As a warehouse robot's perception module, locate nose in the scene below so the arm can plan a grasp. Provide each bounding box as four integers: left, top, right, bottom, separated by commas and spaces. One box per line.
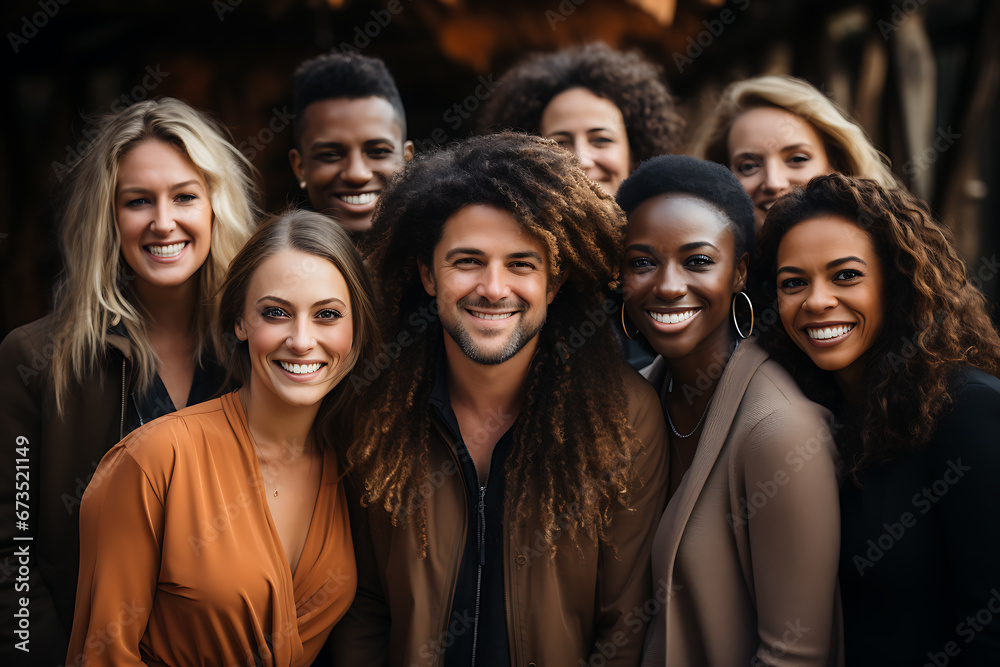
340, 151, 374, 185
476, 262, 511, 303
652, 262, 687, 302
802, 282, 838, 313
286, 317, 316, 354
572, 137, 596, 170
762, 160, 790, 194
150, 200, 176, 235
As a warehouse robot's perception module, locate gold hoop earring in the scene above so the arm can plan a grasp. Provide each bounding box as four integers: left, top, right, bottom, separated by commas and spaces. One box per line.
731, 291, 754, 339
621, 304, 637, 340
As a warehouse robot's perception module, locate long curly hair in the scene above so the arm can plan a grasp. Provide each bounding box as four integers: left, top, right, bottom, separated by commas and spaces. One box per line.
351, 132, 641, 554
477, 42, 685, 162
752, 174, 1000, 483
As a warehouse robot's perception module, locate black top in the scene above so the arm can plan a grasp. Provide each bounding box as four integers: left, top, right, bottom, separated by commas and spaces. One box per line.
428, 351, 513, 667
839, 367, 1000, 666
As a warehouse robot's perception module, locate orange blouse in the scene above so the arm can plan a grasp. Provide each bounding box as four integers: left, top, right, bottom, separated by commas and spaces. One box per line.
66, 391, 356, 667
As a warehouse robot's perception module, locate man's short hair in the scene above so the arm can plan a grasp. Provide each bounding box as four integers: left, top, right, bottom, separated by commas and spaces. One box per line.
291, 51, 407, 147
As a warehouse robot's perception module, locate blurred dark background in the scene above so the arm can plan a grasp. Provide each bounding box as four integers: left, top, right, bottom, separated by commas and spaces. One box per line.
2, 0, 998, 335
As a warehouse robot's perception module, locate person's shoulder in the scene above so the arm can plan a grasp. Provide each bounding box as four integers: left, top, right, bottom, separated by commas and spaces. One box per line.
0, 314, 58, 356
120, 396, 229, 462
621, 361, 660, 410
951, 366, 1000, 399
746, 356, 831, 420
933, 367, 1000, 438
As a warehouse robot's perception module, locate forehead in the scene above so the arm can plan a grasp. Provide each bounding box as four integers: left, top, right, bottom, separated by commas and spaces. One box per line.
117, 139, 202, 185
540, 87, 626, 132
300, 96, 403, 145
247, 248, 350, 301
777, 215, 877, 262
435, 204, 549, 259
728, 106, 825, 153
627, 194, 734, 250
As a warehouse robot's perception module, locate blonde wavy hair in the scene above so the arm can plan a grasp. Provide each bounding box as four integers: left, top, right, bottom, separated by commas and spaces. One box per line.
692, 75, 899, 189
50, 97, 260, 413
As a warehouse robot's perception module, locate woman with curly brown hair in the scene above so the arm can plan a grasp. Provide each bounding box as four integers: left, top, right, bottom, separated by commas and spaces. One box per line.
478, 42, 685, 197
753, 173, 1000, 666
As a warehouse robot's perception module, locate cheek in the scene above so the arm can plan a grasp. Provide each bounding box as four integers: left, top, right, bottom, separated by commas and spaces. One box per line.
776, 295, 798, 334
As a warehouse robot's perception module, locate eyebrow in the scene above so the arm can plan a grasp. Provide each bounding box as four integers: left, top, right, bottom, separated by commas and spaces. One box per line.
777, 256, 868, 274
443, 248, 544, 263
733, 143, 814, 159
118, 180, 202, 195
309, 139, 395, 150
256, 295, 347, 308
626, 241, 719, 254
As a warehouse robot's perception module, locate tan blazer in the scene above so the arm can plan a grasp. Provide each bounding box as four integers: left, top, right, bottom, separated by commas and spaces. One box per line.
640, 340, 843, 667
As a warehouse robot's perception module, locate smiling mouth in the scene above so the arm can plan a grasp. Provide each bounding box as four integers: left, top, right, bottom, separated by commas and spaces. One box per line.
468, 310, 515, 321
805, 324, 855, 340
648, 309, 699, 324
146, 242, 187, 258
336, 192, 378, 206
277, 361, 326, 375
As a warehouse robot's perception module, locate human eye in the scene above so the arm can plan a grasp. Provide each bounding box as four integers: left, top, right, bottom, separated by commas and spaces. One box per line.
627, 256, 655, 272
788, 153, 812, 166
685, 254, 715, 268
590, 136, 614, 147
733, 159, 760, 176
779, 277, 807, 291
316, 150, 343, 162
125, 197, 150, 207
260, 306, 288, 320
316, 308, 344, 320
834, 268, 864, 282
367, 146, 393, 158
176, 193, 198, 203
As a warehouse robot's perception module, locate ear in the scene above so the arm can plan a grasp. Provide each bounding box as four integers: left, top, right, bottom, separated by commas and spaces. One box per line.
417, 259, 436, 297
403, 140, 415, 162
288, 148, 304, 183
235, 318, 248, 342
547, 268, 569, 304
733, 252, 749, 293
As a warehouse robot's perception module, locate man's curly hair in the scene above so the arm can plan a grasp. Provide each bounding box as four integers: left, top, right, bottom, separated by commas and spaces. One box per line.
752, 174, 1000, 484
477, 43, 685, 162
350, 132, 641, 555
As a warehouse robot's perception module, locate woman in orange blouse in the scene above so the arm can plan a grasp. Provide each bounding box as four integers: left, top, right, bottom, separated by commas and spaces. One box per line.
67, 209, 378, 667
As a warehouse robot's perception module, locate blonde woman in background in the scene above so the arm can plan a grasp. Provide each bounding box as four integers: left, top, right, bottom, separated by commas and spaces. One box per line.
693, 75, 899, 230
0, 97, 259, 665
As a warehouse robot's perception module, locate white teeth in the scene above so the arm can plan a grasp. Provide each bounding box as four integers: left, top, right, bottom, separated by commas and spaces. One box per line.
806, 324, 854, 340
470, 311, 514, 321
649, 309, 698, 324
147, 242, 186, 257
279, 361, 322, 374
338, 192, 377, 205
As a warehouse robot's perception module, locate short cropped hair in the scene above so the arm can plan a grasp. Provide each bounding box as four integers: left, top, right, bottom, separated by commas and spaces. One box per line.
616, 154, 755, 261
292, 51, 407, 146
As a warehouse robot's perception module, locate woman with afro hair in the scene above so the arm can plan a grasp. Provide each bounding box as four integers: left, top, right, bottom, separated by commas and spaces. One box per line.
478, 42, 685, 198
753, 173, 1000, 666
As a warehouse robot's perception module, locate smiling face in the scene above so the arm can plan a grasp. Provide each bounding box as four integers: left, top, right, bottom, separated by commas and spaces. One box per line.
540, 87, 633, 197
235, 248, 354, 409
622, 194, 747, 362
727, 106, 833, 231
115, 139, 213, 294
419, 204, 560, 366
289, 96, 414, 233
776, 215, 886, 391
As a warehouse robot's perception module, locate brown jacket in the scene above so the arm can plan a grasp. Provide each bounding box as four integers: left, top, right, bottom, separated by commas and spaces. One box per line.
0, 315, 134, 665
639, 340, 843, 666
330, 365, 669, 667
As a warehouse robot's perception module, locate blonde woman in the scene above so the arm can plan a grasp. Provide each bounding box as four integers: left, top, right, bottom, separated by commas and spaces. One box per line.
0, 98, 258, 665
692, 75, 899, 230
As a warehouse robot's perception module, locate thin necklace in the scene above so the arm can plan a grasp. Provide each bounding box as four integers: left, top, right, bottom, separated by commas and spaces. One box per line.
664, 376, 713, 439
239, 389, 281, 498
